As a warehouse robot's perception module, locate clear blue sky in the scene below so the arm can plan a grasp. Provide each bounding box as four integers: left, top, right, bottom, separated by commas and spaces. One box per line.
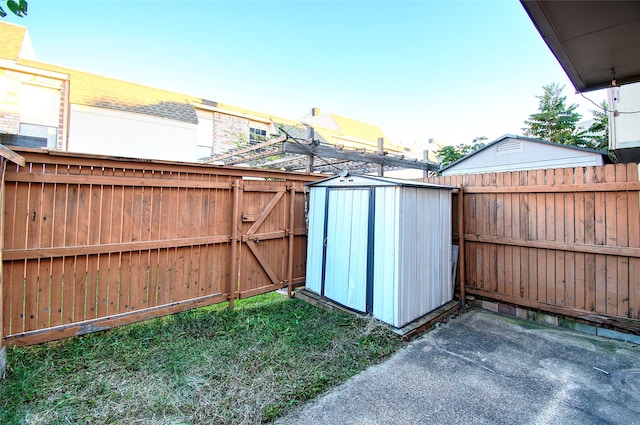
3, 0, 607, 149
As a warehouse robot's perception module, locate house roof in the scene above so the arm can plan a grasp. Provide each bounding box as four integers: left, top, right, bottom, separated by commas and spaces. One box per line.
1, 22, 399, 153
0, 22, 27, 61
438, 134, 607, 173
301, 113, 408, 155
520, 1, 640, 92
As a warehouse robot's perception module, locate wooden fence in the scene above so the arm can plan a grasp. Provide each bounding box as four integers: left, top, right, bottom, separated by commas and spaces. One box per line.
1, 148, 322, 347
423, 163, 640, 332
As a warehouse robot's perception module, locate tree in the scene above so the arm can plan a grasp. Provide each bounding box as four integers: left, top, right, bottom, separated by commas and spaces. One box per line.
436, 136, 487, 168
0, 0, 27, 18
523, 83, 587, 147
586, 100, 609, 151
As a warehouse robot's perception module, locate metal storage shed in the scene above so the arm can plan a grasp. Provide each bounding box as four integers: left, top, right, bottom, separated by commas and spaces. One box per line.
305, 173, 455, 328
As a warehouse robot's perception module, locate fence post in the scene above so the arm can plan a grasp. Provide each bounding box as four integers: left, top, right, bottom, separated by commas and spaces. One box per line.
287, 185, 296, 297
377, 137, 384, 177
457, 184, 466, 305
0, 145, 25, 376
229, 178, 241, 310
0, 158, 5, 377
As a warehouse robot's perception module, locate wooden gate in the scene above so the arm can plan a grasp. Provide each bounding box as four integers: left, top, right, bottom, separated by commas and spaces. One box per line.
236, 181, 307, 301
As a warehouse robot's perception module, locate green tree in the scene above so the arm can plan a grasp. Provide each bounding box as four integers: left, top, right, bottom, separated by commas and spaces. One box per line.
436, 136, 487, 168
586, 100, 609, 151
0, 0, 27, 18
523, 83, 588, 147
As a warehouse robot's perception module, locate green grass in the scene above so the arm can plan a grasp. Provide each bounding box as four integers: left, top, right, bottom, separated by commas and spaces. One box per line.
0, 292, 406, 424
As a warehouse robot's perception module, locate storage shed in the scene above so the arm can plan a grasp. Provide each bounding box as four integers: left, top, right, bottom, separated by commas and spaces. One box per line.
305, 173, 455, 328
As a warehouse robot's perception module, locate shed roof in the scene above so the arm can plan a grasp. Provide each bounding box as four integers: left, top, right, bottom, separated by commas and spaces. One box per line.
438, 134, 607, 173
307, 173, 455, 189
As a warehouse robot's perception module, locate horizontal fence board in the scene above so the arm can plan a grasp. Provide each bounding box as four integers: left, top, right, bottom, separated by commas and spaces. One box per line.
5, 172, 234, 189
464, 234, 640, 258
3, 235, 233, 260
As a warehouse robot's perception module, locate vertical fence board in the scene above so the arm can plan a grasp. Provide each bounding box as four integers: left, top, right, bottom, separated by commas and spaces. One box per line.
628, 164, 640, 319
563, 168, 576, 308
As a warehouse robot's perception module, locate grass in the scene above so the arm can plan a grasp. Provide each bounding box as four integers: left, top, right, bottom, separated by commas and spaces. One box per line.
0, 292, 406, 424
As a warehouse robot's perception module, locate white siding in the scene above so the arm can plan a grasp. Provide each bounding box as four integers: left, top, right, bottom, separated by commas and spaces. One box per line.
372, 186, 400, 325
610, 82, 640, 150
323, 189, 369, 312
68, 104, 198, 162
305, 187, 327, 294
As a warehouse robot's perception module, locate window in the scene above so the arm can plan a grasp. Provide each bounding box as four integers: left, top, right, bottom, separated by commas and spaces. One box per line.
19, 123, 57, 148
249, 127, 267, 145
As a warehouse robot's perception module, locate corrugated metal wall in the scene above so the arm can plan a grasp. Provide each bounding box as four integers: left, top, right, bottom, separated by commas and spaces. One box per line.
305, 187, 326, 294
396, 188, 452, 327
306, 178, 454, 328
324, 189, 369, 312
372, 186, 399, 325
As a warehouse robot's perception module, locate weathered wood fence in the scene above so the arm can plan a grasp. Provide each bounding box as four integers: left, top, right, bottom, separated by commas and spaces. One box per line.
2, 146, 639, 349
424, 164, 640, 332
1, 148, 321, 347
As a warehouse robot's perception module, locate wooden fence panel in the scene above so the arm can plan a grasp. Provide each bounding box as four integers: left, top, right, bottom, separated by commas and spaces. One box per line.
423, 163, 640, 330
2, 149, 321, 346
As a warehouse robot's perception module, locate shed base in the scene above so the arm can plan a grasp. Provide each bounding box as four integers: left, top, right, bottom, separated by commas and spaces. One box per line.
293, 288, 460, 340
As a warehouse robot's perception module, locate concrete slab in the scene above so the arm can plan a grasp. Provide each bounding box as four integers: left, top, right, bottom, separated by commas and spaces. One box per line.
276, 308, 640, 425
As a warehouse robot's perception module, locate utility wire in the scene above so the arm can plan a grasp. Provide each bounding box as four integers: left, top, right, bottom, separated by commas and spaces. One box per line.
578, 91, 640, 114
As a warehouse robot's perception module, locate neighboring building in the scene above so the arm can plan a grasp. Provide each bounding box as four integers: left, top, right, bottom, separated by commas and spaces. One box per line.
0, 22, 404, 165
440, 135, 606, 176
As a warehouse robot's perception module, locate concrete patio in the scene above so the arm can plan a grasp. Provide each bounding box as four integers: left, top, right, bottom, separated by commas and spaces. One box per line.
276, 308, 640, 425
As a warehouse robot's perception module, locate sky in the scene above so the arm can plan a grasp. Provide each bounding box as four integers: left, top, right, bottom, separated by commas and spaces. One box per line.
3, 0, 608, 150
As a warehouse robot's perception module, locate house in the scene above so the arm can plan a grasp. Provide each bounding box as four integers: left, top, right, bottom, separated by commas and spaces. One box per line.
0, 22, 407, 166
439, 135, 606, 176
521, 1, 640, 163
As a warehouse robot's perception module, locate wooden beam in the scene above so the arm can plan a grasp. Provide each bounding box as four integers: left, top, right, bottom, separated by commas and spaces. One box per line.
3, 293, 229, 346
0, 144, 25, 167
11, 147, 325, 182
464, 234, 640, 258
283, 142, 438, 171
3, 234, 233, 261
6, 172, 234, 189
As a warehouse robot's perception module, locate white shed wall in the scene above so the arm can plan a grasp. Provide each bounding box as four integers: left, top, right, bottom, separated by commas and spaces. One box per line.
395, 188, 452, 327
372, 186, 400, 325
68, 104, 198, 162
442, 139, 604, 175
305, 187, 327, 294
323, 189, 369, 312
305, 176, 453, 327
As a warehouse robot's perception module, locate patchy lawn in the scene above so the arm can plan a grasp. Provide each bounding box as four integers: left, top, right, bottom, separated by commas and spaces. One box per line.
1, 292, 405, 424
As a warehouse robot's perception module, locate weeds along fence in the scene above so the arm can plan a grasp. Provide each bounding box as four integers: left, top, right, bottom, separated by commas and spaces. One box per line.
1, 147, 323, 347
423, 164, 640, 333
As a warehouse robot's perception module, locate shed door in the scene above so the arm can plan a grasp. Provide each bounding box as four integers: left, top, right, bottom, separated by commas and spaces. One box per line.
323, 188, 369, 313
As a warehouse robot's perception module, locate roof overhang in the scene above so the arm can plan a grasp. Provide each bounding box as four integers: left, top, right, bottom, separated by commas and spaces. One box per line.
520, 1, 640, 92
